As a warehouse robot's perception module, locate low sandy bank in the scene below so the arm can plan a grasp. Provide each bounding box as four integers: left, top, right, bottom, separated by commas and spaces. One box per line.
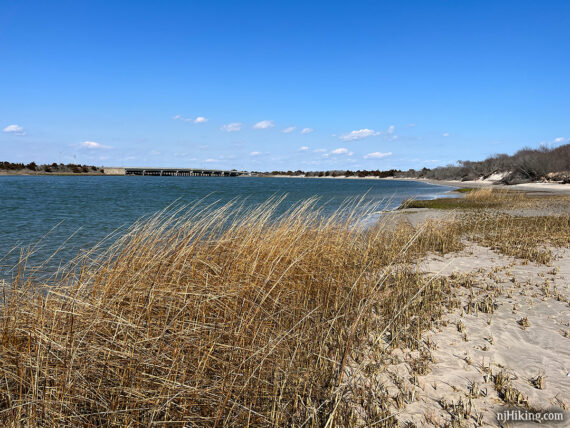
390, 176, 570, 195
394, 244, 570, 426
347, 203, 570, 426
265, 174, 570, 196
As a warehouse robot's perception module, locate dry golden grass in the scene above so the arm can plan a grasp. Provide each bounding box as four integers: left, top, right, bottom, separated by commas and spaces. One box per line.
0, 199, 463, 427
463, 187, 570, 212
402, 187, 570, 212
404, 188, 570, 264
460, 213, 570, 264
1, 193, 568, 426
463, 187, 519, 202
401, 188, 527, 210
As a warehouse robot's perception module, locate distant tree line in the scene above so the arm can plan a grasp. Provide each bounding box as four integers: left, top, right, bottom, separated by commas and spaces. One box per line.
264, 143, 570, 184
267, 169, 402, 178
411, 143, 570, 183
4, 142, 569, 183
0, 161, 103, 174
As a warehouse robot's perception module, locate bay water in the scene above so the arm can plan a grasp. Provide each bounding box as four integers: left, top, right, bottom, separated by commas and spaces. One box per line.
0, 176, 455, 275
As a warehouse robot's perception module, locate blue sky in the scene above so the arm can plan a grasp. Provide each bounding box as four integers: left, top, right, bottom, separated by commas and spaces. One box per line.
1, 0, 568, 171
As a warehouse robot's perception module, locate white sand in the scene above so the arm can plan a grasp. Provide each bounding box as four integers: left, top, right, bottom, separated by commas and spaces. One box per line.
401, 177, 570, 195
344, 243, 570, 427
511, 182, 570, 193
405, 244, 570, 426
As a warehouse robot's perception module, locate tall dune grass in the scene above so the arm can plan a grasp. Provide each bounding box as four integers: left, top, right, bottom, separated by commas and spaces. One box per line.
0, 198, 463, 427
2, 193, 569, 425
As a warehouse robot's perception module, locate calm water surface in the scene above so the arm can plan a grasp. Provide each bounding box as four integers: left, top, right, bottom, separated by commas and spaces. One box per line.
0, 176, 455, 273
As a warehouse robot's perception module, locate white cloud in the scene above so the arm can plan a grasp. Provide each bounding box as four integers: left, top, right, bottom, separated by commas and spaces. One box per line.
339, 129, 380, 141
364, 151, 392, 159
331, 147, 348, 154
301, 127, 314, 134
3, 124, 26, 135
299, 146, 309, 151
282, 126, 296, 133
387, 125, 395, 134
253, 120, 275, 129
313, 148, 326, 153
80, 141, 111, 149
250, 151, 261, 156
173, 115, 208, 124
221, 122, 242, 132
554, 137, 565, 143
205, 158, 216, 163
442, 132, 450, 137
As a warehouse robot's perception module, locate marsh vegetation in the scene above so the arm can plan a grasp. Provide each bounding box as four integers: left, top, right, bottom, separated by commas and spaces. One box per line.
0, 190, 568, 426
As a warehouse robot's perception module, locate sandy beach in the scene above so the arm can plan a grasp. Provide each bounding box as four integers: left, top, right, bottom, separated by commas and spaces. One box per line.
347, 242, 570, 426
391, 176, 570, 196
341, 188, 570, 426
269, 174, 570, 197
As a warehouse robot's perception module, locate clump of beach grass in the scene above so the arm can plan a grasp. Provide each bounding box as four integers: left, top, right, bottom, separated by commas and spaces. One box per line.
0, 197, 465, 427
493, 371, 528, 407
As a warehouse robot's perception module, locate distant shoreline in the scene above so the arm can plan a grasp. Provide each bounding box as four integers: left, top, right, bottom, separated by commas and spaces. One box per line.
3, 170, 570, 195
263, 174, 570, 194
390, 176, 570, 195
0, 171, 108, 176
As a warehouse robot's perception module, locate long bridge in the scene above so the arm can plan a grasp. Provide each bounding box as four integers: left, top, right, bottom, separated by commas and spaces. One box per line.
104, 167, 248, 177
